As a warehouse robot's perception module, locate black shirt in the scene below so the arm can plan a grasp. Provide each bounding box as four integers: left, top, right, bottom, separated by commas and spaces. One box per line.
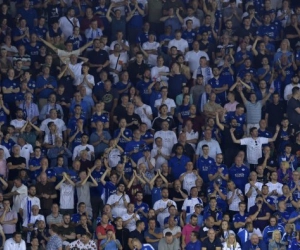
127, 61, 149, 86
202, 237, 222, 250
75, 224, 94, 236
257, 156, 278, 176
116, 228, 130, 250
123, 113, 142, 131
172, 143, 194, 162
284, 25, 299, 48
96, 89, 119, 112
168, 188, 188, 212
287, 97, 300, 125
129, 229, 145, 243
7, 156, 26, 181
265, 101, 286, 129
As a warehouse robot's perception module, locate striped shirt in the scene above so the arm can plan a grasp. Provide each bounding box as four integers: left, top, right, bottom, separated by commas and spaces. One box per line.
245, 101, 262, 124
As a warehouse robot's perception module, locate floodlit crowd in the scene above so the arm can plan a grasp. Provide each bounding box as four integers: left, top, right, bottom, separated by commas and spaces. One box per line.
0, 0, 300, 249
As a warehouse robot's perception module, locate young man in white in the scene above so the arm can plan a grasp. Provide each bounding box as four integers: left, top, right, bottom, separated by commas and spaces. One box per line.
106, 182, 130, 218
184, 41, 209, 74
245, 171, 263, 211
121, 203, 140, 232
72, 134, 95, 161
266, 171, 283, 203
134, 95, 153, 130
74, 63, 95, 97
55, 173, 75, 214
168, 30, 189, 55
153, 121, 177, 154
142, 33, 160, 66
109, 43, 128, 83
181, 186, 203, 221
154, 87, 176, 116
179, 162, 202, 195
153, 187, 177, 228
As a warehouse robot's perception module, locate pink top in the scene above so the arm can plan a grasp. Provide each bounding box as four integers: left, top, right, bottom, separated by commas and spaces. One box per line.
224, 101, 239, 112
182, 224, 200, 244
0, 159, 7, 179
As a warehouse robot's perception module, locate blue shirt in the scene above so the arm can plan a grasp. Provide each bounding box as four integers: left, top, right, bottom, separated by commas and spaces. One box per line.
125, 3, 144, 28
256, 24, 278, 40
141, 244, 155, 250
66, 35, 84, 50
33, 25, 47, 39
229, 165, 250, 192
2, 78, 20, 103
196, 156, 215, 183
226, 112, 246, 133
26, 42, 41, 63
262, 224, 285, 244
17, 8, 38, 29
233, 212, 248, 224
168, 155, 191, 179
125, 140, 146, 163
208, 77, 227, 104
137, 80, 152, 105
34, 168, 56, 179
151, 187, 162, 205
186, 240, 202, 250
53, 166, 69, 183
288, 238, 300, 250
288, 210, 300, 230
208, 164, 228, 188
36, 75, 57, 99
113, 129, 132, 150
182, 30, 196, 50
90, 168, 105, 196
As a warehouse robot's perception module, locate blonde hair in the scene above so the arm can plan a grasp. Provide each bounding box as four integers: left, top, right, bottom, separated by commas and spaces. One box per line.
281, 161, 289, 169
272, 230, 282, 240
226, 233, 237, 248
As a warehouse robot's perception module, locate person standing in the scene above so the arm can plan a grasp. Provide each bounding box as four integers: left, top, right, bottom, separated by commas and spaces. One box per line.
46, 224, 63, 250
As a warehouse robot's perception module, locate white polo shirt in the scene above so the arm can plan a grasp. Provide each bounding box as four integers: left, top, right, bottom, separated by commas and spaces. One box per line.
185, 50, 209, 73
240, 137, 269, 164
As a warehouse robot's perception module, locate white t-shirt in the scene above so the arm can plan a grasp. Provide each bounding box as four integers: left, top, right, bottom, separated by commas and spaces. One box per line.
195, 139, 222, 160
142, 41, 160, 66
154, 130, 177, 154
10, 119, 26, 129
185, 50, 209, 73
4, 238, 26, 250
12, 184, 28, 213
150, 66, 169, 82
110, 40, 129, 58
121, 213, 140, 232
240, 137, 269, 164
154, 98, 176, 113
68, 62, 84, 79
244, 182, 263, 211
184, 130, 199, 150
227, 188, 243, 212
163, 226, 181, 236
168, 38, 189, 54
20, 143, 33, 168
57, 49, 80, 64
137, 156, 155, 171
107, 193, 130, 218
20, 196, 41, 221
108, 148, 122, 168
74, 74, 95, 96
135, 104, 153, 129
72, 144, 94, 161
180, 172, 198, 195
59, 16, 80, 40
40, 118, 67, 135
150, 147, 169, 170
182, 197, 203, 216
109, 53, 128, 72
153, 199, 177, 228
59, 183, 75, 209
0, 145, 10, 159
266, 182, 283, 202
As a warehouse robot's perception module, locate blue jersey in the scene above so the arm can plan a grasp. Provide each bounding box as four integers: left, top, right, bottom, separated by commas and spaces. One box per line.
69, 130, 83, 151
102, 181, 117, 203
208, 77, 227, 104
207, 186, 227, 212
137, 80, 152, 105
36, 76, 57, 99
177, 104, 190, 124
151, 187, 162, 205
288, 238, 300, 250
276, 210, 290, 225
113, 129, 132, 150
136, 32, 149, 44
257, 67, 272, 83
233, 212, 248, 224
196, 156, 215, 184
34, 168, 56, 179
226, 112, 246, 133
182, 30, 196, 50
278, 153, 297, 171
125, 140, 146, 163
26, 42, 41, 63
67, 116, 86, 132
134, 202, 149, 221
256, 24, 278, 40
229, 165, 250, 192
125, 3, 144, 28
208, 164, 228, 188
169, 155, 191, 179
93, 81, 105, 94
203, 208, 223, 222
2, 78, 20, 103
91, 113, 109, 127
53, 167, 68, 183
90, 168, 105, 196
158, 34, 174, 54
33, 26, 47, 39
140, 130, 153, 149
219, 67, 234, 88
198, 25, 216, 44
258, 129, 272, 147
262, 225, 285, 244
17, 8, 38, 29
1, 139, 15, 152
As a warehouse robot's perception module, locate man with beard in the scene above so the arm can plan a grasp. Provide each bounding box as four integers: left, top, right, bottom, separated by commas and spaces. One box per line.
128, 52, 149, 86
136, 69, 154, 105
181, 215, 200, 249
58, 214, 76, 245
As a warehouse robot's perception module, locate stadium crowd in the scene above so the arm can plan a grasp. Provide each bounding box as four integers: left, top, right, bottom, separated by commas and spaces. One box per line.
0, 0, 299, 249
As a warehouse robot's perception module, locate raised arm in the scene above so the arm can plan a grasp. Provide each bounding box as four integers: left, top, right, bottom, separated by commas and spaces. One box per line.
268, 125, 280, 142
215, 111, 224, 131
230, 128, 241, 144
39, 37, 58, 53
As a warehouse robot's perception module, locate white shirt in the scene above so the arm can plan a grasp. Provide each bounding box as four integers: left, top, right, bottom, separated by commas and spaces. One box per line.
121, 213, 140, 232
20, 143, 33, 168
72, 144, 94, 161
154, 130, 177, 154
244, 181, 263, 211
107, 193, 130, 218
240, 137, 269, 164
192, 66, 213, 85
0, 145, 10, 159
150, 65, 169, 82
135, 104, 153, 129
184, 130, 199, 150
142, 41, 160, 66
108, 148, 122, 168
185, 50, 209, 73
284, 83, 300, 100
182, 197, 203, 216
195, 139, 222, 160
109, 53, 128, 73
266, 181, 283, 202
110, 40, 129, 57
59, 183, 75, 209
74, 74, 95, 96
154, 98, 176, 113
153, 199, 177, 228
227, 188, 243, 212
68, 62, 84, 80
137, 156, 155, 171
4, 238, 26, 250
10, 119, 26, 129
20, 196, 41, 221
59, 16, 80, 40
163, 226, 181, 236
180, 172, 198, 195
12, 184, 28, 213
22, 213, 45, 242
57, 49, 80, 64
168, 38, 189, 54
182, 16, 200, 29
151, 147, 169, 170
40, 118, 67, 135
